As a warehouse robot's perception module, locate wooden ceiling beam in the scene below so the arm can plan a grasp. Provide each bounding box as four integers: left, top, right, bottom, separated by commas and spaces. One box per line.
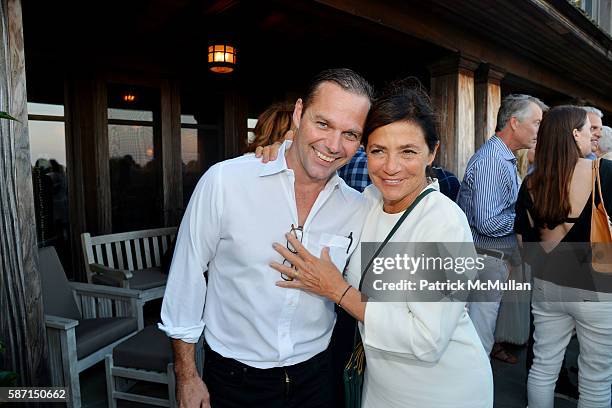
315, 0, 612, 111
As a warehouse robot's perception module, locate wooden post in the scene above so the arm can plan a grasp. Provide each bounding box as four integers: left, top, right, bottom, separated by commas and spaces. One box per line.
429, 54, 479, 179
223, 86, 248, 159
64, 75, 111, 281
0, 0, 49, 386
475, 64, 505, 149
161, 79, 183, 226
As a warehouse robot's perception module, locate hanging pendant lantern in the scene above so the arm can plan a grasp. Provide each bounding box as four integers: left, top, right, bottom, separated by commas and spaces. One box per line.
208, 43, 237, 74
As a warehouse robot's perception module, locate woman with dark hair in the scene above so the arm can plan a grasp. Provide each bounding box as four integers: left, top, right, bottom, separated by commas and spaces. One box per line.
515, 105, 612, 407
269, 81, 493, 407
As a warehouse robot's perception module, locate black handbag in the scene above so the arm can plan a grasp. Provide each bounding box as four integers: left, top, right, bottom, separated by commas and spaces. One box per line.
343, 188, 434, 408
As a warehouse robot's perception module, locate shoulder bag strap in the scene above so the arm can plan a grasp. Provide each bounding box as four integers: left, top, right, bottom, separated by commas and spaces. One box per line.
358, 187, 435, 291
595, 158, 606, 209
592, 159, 598, 209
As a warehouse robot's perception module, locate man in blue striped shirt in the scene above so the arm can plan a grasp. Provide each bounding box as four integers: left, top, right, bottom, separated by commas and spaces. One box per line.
457, 94, 548, 357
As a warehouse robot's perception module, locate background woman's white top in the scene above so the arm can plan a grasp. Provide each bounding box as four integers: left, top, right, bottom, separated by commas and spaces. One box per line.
346, 184, 494, 408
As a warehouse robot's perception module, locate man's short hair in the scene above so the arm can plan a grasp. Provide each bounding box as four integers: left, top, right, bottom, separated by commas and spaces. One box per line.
302, 68, 374, 113
580, 106, 604, 118
600, 126, 612, 153
495, 94, 549, 132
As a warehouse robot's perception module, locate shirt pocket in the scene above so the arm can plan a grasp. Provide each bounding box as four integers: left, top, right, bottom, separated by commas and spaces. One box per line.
319, 233, 352, 272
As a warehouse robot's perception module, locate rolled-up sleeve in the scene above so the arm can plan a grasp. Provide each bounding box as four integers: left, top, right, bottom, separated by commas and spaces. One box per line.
158, 163, 223, 343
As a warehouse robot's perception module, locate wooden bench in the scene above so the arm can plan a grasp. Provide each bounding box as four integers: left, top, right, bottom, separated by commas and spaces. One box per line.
81, 227, 177, 304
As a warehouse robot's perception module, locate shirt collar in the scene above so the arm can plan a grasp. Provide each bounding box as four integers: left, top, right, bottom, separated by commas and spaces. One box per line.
258, 140, 292, 177
490, 135, 517, 163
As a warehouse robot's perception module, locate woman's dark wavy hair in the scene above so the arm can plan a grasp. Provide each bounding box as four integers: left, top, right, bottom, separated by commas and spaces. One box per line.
363, 78, 439, 154
526, 105, 587, 228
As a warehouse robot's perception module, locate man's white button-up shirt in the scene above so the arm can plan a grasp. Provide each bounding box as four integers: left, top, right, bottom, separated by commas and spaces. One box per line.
159, 141, 368, 368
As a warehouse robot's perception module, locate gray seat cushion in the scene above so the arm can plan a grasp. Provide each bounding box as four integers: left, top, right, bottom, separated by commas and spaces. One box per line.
39, 247, 82, 320
113, 325, 172, 372
75, 317, 138, 359
93, 267, 166, 290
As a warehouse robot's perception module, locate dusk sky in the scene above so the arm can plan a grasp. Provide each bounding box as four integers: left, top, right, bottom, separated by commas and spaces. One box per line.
27, 103, 204, 168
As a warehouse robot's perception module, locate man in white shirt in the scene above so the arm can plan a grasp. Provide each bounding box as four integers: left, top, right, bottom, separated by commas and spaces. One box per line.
159, 68, 372, 408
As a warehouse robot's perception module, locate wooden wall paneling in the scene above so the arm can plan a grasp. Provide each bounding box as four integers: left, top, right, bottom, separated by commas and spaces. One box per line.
487, 84, 501, 138
475, 65, 505, 149
429, 55, 478, 178
457, 71, 475, 180
430, 74, 456, 175
160, 79, 183, 227
0, 0, 49, 386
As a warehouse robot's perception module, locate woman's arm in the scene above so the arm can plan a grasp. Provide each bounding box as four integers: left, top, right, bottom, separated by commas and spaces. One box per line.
254, 130, 294, 162
362, 301, 466, 363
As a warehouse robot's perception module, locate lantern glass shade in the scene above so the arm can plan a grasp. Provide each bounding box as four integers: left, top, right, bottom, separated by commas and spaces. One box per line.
208, 43, 237, 73
122, 92, 136, 102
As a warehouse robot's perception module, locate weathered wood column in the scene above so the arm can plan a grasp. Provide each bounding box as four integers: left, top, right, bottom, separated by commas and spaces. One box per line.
475, 64, 505, 149
223, 85, 248, 159
428, 55, 479, 179
0, 0, 49, 386
64, 75, 111, 281
161, 79, 183, 226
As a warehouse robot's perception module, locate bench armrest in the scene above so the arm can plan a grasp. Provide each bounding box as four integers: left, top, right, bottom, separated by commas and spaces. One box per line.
90, 263, 133, 282
45, 315, 79, 330
69, 282, 143, 300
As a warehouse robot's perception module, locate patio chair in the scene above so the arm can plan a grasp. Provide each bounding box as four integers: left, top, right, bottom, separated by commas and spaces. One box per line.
81, 227, 177, 304
40, 246, 144, 408
105, 325, 204, 408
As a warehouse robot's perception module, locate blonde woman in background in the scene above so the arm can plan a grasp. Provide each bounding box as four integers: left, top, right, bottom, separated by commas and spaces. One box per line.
245, 101, 295, 153
516, 146, 536, 179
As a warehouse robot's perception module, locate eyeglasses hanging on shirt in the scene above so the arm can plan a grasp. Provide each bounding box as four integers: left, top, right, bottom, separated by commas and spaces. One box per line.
280, 225, 354, 281
281, 224, 303, 281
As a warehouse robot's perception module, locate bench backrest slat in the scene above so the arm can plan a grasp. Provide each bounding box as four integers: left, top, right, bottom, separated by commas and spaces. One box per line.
81, 227, 178, 283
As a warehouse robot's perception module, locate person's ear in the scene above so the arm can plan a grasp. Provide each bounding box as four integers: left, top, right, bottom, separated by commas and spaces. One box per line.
428, 142, 440, 166
510, 116, 519, 131
292, 99, 303, 131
